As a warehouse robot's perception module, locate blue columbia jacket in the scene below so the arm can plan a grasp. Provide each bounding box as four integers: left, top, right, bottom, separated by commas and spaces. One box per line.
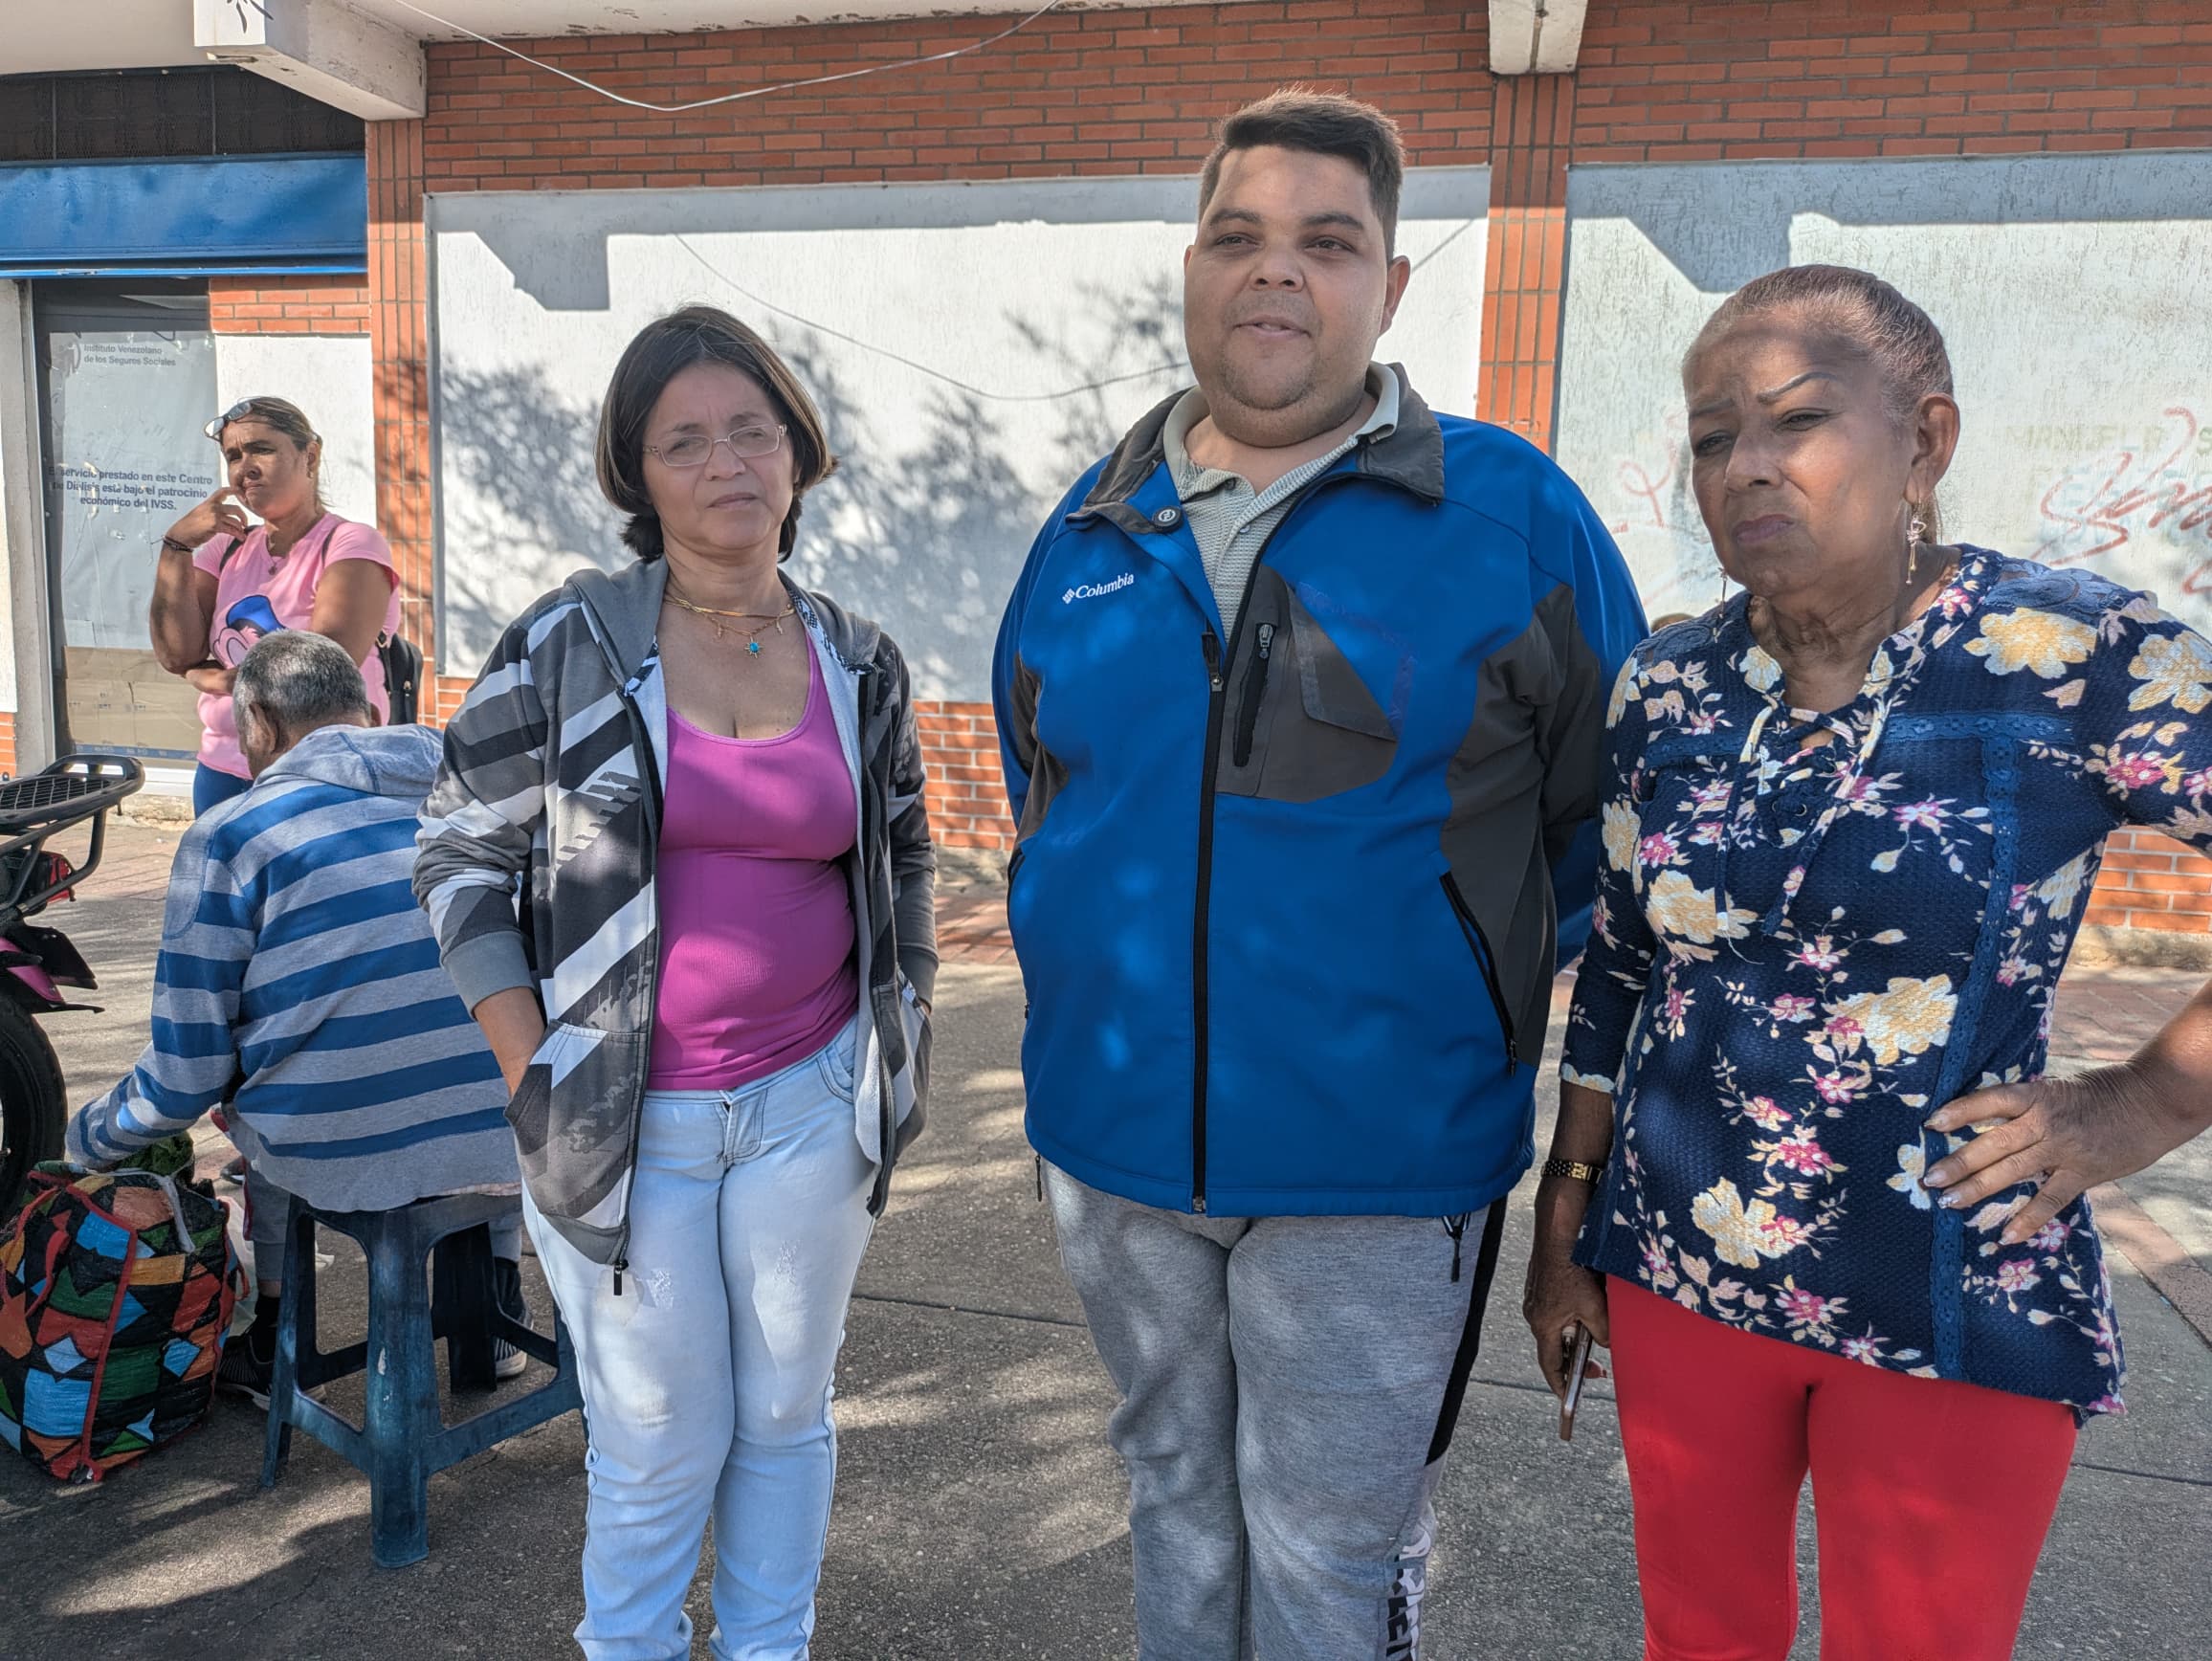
993, 367, 1648, 1218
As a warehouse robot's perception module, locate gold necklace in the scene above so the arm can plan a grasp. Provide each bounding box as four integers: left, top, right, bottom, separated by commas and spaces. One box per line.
666, 585, 793, 658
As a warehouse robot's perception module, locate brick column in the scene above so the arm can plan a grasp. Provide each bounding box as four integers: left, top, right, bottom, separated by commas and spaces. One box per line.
367, 121, 438, 691
1477, 72, 1576, 452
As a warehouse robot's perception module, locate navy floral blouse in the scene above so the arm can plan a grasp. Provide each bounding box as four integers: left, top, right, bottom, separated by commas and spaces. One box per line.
1563, 546, 2212, 1415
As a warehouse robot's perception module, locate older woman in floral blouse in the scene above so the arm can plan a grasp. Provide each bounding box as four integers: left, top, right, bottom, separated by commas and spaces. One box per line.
1524, 264, 2212, 1661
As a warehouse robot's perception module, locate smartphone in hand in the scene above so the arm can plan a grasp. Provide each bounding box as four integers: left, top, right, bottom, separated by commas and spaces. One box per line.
1558, 1322, 1598, 1442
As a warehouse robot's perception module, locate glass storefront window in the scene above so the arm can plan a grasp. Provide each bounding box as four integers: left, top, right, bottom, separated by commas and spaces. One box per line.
39, 293, 218, 759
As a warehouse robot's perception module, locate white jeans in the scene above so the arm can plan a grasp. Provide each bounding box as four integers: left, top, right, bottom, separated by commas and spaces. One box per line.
523, 1017, 874, 1661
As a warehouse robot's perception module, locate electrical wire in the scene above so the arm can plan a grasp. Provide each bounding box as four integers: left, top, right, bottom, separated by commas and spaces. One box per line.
383, 0, 1072, 115
673, 236, 1188, 404
666, 216, 1480, 404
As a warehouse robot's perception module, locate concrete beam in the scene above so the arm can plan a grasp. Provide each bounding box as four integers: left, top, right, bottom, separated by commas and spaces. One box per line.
1488, 0, 1590, 76
193, 0, 427, 122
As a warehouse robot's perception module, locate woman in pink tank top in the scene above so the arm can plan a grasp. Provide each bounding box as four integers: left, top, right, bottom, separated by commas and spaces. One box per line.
150, 396, 401, 816
440, 306, 936, 1659
649, 652, 859, 1093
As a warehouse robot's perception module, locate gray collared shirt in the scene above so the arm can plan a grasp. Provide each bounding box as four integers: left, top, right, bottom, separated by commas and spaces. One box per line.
1162, 364, 1400, 637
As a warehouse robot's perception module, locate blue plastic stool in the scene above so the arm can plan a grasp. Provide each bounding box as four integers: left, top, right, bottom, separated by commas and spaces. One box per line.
259, 1191, 583, 1567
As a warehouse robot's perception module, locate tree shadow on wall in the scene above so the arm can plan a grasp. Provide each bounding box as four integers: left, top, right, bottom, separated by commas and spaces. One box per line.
1006, 273, 1186, 481
775, 274, 1184, 698
436, 362, 622, 675
434, 276, 1186, 695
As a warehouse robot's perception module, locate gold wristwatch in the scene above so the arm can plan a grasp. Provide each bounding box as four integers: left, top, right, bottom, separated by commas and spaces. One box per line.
1540, 1158, 1606, 1184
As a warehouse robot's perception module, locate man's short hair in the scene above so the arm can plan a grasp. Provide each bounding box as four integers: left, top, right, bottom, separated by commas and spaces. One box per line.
1196, 89, 1406, 254
234, 631, 370, 743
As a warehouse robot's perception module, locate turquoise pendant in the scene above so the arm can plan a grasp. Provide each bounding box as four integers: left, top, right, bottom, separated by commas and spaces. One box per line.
746, 639, 763, 656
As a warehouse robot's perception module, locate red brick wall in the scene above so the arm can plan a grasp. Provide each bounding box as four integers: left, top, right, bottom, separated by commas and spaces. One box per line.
917, 702, 1009, 851
2087, 828, 2212, 937
209, 274, 372, 335
419, 0, 1493, 188
431, 675, 476, 724
1575, 0, 2212, 162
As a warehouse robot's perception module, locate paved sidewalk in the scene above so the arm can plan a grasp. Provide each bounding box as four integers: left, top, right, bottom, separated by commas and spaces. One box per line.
2, 825, 2205, 1659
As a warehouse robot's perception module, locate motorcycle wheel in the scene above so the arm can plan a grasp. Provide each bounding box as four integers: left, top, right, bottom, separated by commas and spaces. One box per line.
0, 988, 67, 1219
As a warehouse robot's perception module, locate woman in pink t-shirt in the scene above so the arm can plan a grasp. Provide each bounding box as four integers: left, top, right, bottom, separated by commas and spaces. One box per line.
150, 396, 402, 814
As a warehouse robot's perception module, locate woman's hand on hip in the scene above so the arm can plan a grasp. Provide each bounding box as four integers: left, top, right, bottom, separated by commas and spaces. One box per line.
1928, 979, 2212, 1247
183, 664, 235, 698
1524, 1173, 1611, 1401
1926, 1059, 2208, 1246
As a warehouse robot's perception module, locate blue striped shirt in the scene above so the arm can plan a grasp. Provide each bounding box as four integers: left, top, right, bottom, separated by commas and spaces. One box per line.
69, 725, 517, 1210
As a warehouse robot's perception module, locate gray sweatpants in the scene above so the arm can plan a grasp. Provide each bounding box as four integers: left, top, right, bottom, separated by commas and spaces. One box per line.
1046, 1164, 1504, 1661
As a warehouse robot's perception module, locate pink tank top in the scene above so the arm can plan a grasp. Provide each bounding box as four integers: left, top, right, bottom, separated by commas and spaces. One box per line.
647, 650, 859, 1092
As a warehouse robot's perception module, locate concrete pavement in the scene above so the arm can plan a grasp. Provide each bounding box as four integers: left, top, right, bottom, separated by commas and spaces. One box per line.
1, 825, 2206, 1658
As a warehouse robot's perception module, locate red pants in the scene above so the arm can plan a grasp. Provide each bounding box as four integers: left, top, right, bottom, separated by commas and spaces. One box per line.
1607, 1278, 2076, 1661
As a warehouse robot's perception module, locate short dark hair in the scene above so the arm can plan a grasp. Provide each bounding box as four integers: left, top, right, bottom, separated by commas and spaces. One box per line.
1197, 89, 1406, 253
594, 305, 837, 563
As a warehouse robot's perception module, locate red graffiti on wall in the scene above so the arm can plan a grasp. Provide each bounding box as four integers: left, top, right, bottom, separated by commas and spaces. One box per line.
2034, 406, 2212, 598
1606, 413, 1694, 540
1616, 451, 1679, 533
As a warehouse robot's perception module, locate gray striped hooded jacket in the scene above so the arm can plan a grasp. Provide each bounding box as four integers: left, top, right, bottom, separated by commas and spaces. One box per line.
412, 558, 937, 1273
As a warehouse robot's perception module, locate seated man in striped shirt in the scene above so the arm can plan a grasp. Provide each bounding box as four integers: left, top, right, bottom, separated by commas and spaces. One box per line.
68, 630, 524, 1404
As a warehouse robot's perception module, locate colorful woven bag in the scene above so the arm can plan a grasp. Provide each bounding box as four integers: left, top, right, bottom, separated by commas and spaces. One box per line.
0, 1159, 238, 1481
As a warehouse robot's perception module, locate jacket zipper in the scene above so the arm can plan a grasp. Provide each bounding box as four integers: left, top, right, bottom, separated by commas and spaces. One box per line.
1192, 627, 1227, 1213
607, 672, 666, 1296
1185, 473, 1354, 1214
1230, 621, 1276, 769
855, 663, 898, 1219
1440, 872, 1520, 1072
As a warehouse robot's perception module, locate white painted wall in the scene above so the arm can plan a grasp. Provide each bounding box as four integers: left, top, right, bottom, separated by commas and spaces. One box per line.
1555, 154, 2212, 631
430, 170, 1490, 697
214, 333, 377, 528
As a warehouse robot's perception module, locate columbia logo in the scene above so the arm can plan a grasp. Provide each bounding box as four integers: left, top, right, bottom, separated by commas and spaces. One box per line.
1063, 573, 1137, 605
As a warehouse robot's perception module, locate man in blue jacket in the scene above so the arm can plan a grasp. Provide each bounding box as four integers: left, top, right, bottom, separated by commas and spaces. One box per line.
992, 90, 1646, 1658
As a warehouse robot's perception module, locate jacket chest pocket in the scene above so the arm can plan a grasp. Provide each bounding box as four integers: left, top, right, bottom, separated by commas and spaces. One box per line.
1217, 573, 1403, 804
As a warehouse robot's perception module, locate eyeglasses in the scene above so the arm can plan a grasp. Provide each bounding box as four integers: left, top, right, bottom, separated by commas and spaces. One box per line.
205, 398, 263, 440
645, 423, 787, 470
